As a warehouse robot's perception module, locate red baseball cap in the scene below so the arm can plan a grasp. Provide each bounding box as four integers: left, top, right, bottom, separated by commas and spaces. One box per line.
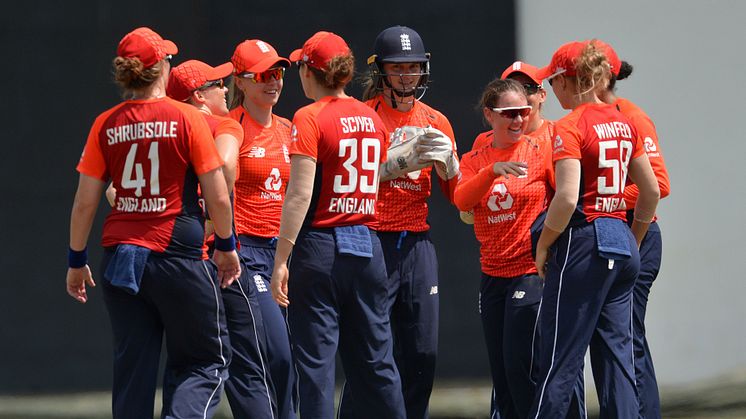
167, 60, 233, 101
536, 41, 587, 81
592, 40, 621, 77
231, 40, 290, 75
117, 27, 177, 68
501, 61, 543, 84
289, 31, 350, 70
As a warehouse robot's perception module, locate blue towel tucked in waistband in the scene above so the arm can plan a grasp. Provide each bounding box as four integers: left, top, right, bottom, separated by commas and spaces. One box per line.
104, 244, 151, 295
594, 218, 631, 260
334, 225, 373, 258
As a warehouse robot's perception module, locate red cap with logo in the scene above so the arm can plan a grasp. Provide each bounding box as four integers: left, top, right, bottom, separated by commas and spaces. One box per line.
501, 61, 543, 84
592, 40, 621, 77
167, 60, 233, 101
117, 27, 178, 68
231, 40, 290, 75
536, 41, 587, 81
289, 31, 350, 70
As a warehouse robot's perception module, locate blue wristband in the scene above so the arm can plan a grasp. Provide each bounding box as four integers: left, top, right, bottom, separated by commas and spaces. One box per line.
214, 234, 236, 252
68, 247, 88, 268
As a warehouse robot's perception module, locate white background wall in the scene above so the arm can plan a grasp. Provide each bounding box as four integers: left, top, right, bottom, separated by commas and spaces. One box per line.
518, 0, 746, 385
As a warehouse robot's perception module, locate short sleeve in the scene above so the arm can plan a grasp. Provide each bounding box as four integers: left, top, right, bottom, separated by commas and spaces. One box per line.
215, 117, 244, 147
186, 109, 223, 175
289, 106, 321, 159
76, 114, 109, 181
552, 119, 582, 161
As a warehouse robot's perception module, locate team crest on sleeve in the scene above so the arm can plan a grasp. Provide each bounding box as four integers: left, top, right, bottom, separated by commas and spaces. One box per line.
553, 135, 564, 154
291, 124, 298, 142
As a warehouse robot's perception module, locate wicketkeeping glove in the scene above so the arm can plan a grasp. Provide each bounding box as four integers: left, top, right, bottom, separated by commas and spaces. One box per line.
380, 126, 434, 180
415, 127, 460, 180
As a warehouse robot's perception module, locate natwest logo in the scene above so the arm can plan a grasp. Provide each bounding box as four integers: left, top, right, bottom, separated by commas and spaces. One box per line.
487, 183, 513, 211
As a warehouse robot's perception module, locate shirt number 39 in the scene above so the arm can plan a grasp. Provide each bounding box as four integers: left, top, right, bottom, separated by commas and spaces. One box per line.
333, 138, 381, 194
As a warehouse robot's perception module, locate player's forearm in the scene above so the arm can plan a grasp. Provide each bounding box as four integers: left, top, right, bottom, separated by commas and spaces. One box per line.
69, 174, 105, 250
198, 168, 234, 239
276, 155, 316, 258
454, 167, 495, 211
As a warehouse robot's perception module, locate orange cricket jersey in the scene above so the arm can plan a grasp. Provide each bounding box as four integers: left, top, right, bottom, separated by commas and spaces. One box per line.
456, 135, 553, 277
229, 107, 292, 238
552, 103, 645, 226
471, 119, 555, 151
366, 95, 458, 232
290, 96, 387, 228
614, 97, 671, 208
77, 97, 222, 258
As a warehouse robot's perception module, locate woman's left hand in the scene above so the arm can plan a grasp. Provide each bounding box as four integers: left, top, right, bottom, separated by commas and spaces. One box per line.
535, 245, 551, 279
271, 263, 290, 308
66, 266, 96, 303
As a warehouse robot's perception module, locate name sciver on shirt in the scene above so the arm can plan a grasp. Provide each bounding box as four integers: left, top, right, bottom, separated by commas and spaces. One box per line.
106, 121, 178, 145
339, 116, 376, 134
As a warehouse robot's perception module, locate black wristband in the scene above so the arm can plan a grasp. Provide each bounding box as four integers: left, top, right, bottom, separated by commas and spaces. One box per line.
214, 234, 236, 252
68, 247, 88, 268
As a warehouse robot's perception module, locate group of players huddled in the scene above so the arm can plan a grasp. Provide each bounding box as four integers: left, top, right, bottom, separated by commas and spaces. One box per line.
66, 25, 669, 419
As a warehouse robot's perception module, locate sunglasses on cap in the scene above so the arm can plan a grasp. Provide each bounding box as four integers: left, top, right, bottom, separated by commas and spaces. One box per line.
198, 79, 225, 90
490, 106, 532, 119
238, 67, 285, 83
523, 83, 542, 95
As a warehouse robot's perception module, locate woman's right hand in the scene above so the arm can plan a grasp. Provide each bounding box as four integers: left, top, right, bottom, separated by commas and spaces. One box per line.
213, 249, 241, 288
535, 245, 551, 279
492, 161, 527, 178
105, 183, 117, 207
271, 263, 290, 308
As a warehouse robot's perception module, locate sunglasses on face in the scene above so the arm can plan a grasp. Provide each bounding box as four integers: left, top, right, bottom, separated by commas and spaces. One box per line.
523, 83, 542, 95
490, 106, 532, 119
199, 79, 225, 90
238, 67, 285, 83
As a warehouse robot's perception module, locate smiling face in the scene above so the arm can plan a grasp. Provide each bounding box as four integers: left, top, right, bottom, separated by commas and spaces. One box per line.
198, 81, 229, 116
483, 90, 529, 147
236, 66, 284, 109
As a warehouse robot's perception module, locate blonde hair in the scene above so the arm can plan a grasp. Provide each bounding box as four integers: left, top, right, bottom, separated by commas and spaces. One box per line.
112, 57, 163, 98
573, 40, 611, 96
308, 54, 355, 90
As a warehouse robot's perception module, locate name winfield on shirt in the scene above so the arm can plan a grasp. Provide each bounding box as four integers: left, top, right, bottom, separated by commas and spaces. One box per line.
592, 121, 632, 140
328, 197, 376, 215
106, 121, 178, 145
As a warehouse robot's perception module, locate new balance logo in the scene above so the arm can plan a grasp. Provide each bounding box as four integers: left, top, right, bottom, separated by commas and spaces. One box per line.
400, 34, 411, 51
429, 286, 438, 295
512, 291, 526, 299
254, 275, 268, 292
248, 146, 266, 158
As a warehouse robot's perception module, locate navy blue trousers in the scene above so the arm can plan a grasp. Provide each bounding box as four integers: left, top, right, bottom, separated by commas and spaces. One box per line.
633, 222, 662, 419
237, 235, 297, 419
220, 236, 276, 419
529, 223, 639, 419
288, 228, 405, 419
480, 273, 543, 419
100, 251, 230, 419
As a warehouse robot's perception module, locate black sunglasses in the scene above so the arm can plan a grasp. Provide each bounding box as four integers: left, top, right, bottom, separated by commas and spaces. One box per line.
198, 79, 225, 90
523, 83, 542, 95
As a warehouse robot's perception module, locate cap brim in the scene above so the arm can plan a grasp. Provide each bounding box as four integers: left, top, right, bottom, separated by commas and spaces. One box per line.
534, 65, 556, 81
163, 39, 178, 55
289, 49, 303, 63
380, 55, 429, 63
245, 56, 291, 73
502, 69, 543, 85
209, 62, 234, 80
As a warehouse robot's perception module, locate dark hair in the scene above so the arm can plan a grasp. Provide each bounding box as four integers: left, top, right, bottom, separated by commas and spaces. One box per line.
113, 57, 163, 98
308, 54, 355, 90
229, 78, 243, 110
477, 78, 526, 125
607, 60, 634, 91
573, 41, 611, 95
